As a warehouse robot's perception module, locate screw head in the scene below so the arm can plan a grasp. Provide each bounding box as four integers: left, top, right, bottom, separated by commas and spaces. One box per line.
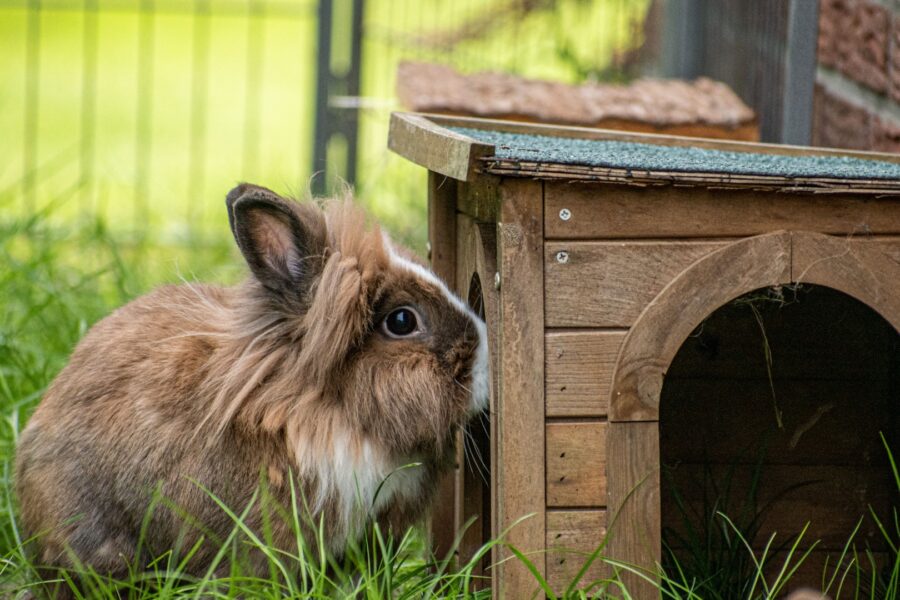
556, 251, 569, 264
494, 271, 501, 290
559, 208, 572, 221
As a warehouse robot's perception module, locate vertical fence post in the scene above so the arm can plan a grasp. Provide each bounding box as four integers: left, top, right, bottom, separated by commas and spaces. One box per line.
188, 0, 211, 234
781, 0, 818, 146
312, 0, 364, 196
242, 0, 265, 181
135, 0, 155, 229
660, 0, 704, 79
80, 0, 98, 214
23, 0, 41, 213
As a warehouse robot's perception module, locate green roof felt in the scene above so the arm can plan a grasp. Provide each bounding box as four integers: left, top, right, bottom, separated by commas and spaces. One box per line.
450, 127, 900, 181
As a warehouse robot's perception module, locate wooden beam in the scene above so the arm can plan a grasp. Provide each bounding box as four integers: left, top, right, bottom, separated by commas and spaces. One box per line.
495, 179, 546, 596
419, 112, 900, 164
606, 421, 660, 599
545, 241, 725, 328
545, 331, 626, 418
609, 232, 792, 422
544, 183, 900, 240
387, 112, 494, 181
426, 171, 460, 563
792, 232, 900, 332
546, 509, 608, 591
546, 422, 608, 507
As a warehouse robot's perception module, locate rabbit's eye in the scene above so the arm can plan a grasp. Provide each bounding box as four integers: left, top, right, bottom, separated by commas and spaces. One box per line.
382, 307, 419, 338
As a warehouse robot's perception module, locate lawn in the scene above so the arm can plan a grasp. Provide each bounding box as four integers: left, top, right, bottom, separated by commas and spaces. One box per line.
10, 1, 900, 597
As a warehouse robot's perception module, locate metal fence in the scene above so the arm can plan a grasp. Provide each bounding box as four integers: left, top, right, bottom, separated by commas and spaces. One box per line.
1, 0, 652, 242
660, 0, 818, 144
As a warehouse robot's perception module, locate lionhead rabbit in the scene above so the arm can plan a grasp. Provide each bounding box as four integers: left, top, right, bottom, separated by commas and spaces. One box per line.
15, 183, 489, 587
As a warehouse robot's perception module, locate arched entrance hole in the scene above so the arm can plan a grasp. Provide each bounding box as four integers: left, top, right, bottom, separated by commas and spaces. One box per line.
660, 284, 900, 590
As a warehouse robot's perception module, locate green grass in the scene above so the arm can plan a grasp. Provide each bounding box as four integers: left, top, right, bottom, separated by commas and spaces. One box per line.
0, 0, 651, 252
3, 207, 900, 599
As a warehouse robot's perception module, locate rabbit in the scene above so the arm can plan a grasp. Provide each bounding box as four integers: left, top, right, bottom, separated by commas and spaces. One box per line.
15, 183, 489, 595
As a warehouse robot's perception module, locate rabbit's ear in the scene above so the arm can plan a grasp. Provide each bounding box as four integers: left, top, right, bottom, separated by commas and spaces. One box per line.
226, 183, 324, 297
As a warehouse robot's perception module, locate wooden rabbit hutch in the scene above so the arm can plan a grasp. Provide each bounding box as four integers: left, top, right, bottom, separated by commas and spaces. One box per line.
388, 112, 900, 598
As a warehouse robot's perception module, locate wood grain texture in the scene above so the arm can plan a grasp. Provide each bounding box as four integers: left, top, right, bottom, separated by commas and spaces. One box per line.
662, 464, 896, 552
427, 172, 460, 562
454, 213, 500, 584
387, 113, 493, 181
660, 284, 898, 382
546, 510, 609, 590
545, 183, 900, 239
457, 175, 501, 222
661, 378, 894, 467
606, 421, 660, 599
610, 232, 793, 422
546, 422, 608, 507
545, 241, 725, 328
791, 232, 900, 332
495, 178, 546, 597
545, 331, 626, 417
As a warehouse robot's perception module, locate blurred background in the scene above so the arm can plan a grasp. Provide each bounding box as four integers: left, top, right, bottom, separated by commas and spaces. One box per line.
3, 0, 864, 257
1, 0, 898, 278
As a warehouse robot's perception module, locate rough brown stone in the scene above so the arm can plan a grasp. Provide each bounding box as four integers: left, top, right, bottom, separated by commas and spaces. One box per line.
812, 84, 873, 150
873, 115, 900, 153
818, 0, 853, 69
818, 0, 889, 94
396, 61, 756, 129
890, 15, 900, 103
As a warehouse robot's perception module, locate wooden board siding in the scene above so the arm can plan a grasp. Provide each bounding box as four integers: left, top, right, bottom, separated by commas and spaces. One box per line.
495, 179, 546, 597
606, 422, 661, 599
662, 464, 896, 551
544, 241, 725, 328
427, 172, 460, 562
545, 331, 626, 417
546, 510, 609, 589
544, 183, 900, 240
546, 422, 608, 507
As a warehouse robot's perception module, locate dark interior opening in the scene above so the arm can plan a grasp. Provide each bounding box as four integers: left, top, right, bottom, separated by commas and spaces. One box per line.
660, 285, 900, 593
461, 273, 492, 583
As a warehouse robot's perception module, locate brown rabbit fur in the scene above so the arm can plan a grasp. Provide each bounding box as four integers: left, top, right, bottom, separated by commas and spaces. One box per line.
15, 183, 489, 591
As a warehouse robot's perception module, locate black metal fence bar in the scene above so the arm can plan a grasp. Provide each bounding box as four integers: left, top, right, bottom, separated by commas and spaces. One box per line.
134, 0, 155, 226
4, 0, 653, 238
23, 0, 41, 213
188, 0, 211, 230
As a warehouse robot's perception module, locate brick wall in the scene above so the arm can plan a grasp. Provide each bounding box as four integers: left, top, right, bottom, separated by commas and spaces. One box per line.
815, 0, 900, 152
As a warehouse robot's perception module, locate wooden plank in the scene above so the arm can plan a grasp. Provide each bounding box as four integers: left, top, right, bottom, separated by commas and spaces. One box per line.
545, 331, 626, 417
487, 160, 900, 194
660, 378, 895, 467
606, 421, 661, 599
610, 232, 793, 422
792, 232, 900, 332
495, 178, 546, 597
454, 214, 501, 585
545, 183, 900, 239
428, 172, 457, 283
546, 422, 608, 507
661, 464, 896, 551
422, 112, 900, 164
387, 112, 493, 181
427, 172, 460, 562
545, 241, 725, 328
546, 510, 609, 591
456, 175, 501, 223
662, 285, 897, 382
